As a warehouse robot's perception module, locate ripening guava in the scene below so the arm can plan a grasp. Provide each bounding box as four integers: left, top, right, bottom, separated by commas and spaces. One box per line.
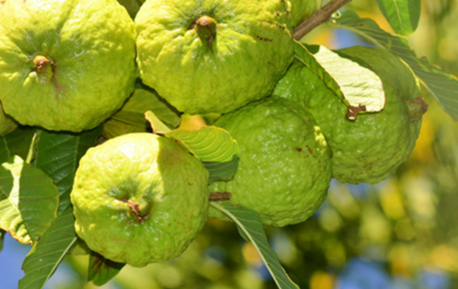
290, 0, 317, 28
209, 97, 332, 227
0, 0, 137, 132
273, 46, 426, 184
71, 133, 209, 267
135, 0, 295, 115
0, 102, 17, 136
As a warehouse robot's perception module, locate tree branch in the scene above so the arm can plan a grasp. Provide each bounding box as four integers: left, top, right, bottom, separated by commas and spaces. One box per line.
293, 0, 353, 40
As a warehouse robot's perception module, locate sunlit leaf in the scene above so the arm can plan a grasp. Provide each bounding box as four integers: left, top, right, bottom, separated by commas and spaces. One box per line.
329, 10, 458, 120
204, 155, 239, 185
19, 208, 77, 289
298, 42, 385, 113
88, 252, 125, 286
0, 156, 59, 244
34, 126, 103, 214
211, 203, 300, 289
145, 110, 172, 134
375, 0, 421, 35
166, 126, 239, 162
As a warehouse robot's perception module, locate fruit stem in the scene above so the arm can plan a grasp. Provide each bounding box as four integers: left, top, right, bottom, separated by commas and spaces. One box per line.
33, 55, 54, 79
119, 198, 150, 222
194, 16, 217, 49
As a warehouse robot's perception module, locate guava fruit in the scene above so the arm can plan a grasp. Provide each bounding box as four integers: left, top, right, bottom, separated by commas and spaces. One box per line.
290, 0, 317, 28
71, 133, 209, 267
209, 97, 332, 227
135, 0, 295, 115
0, 102, 17, 136
273, 46, 425, 184
0, 0, 137, 132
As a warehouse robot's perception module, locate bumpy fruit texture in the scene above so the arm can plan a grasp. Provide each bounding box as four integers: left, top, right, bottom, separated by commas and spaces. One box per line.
0, 0, 137, 132
290, 0, 317, 28
209, 97, 332, 227
135, 0, 295, 115
71, 133, 209, 267
273, 47, 424, 184
0, 102, 17, 136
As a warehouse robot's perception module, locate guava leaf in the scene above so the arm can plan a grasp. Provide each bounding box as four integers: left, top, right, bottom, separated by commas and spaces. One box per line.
329, 10, 458, 120
19, 208, 77, 289
116, 0, 142, 19
0, 229, 5, 253
375, 0, 421, 36
295, 41, 385, 113
34, 126, 103, 214
204, 155, 239, 185
166, 126, 239, 162
88, 252, 125, 286
145, 110, 172, 134
210, 203, 300, 289
0, 156, 59, 245
104, 85, 180, 138
0, 127, 36, 164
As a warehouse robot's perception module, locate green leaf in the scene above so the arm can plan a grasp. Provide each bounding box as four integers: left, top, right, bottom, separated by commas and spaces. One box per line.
294, 42, 385, 115
88, 252, 125, 286
166, 126, 239, 162
145, 110, 172, 134
103, 84, 180, 139
34, 127, 103, 214
19, 208, 77, 289
0, 156, 59, 244
203, 155, 239, 185
303, 43, 385, 113
0, 127, 36, 164
211, 203, 300, 289
376, 0, 421, 35
329, 10, 458, 120
0, 229, 5, 253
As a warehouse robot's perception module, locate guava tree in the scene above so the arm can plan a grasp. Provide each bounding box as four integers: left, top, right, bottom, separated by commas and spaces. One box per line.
0, 0, 457, 288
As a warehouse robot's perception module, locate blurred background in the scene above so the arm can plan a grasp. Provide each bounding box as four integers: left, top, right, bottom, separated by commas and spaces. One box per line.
1, 0, 458, 288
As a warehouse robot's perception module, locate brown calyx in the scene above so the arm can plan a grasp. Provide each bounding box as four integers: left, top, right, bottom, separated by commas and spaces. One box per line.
119, 198, 150, 222
346, 104, 367, 120
406, 97, 428, 121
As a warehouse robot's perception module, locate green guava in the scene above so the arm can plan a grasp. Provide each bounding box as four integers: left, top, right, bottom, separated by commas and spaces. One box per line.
0, 102, 17, 136
0, 0, 137, 132
273, 46, 425, 184
71, 133, 209, 267
209, 97, 332, 227
135, 0, 295, 115
290, 0, 317, 28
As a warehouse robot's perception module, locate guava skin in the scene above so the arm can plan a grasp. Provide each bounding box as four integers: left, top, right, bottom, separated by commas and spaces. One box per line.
0, 0, 137, 132
273, 47, 423, 184
135, 0, 295, 115
71, 133, 209, 267
209, 97, 332, 227
290, 0, 316, 28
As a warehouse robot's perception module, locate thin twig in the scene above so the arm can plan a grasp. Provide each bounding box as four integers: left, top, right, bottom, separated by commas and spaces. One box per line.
209, 192, 232, 201
293, 0, 353, 40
